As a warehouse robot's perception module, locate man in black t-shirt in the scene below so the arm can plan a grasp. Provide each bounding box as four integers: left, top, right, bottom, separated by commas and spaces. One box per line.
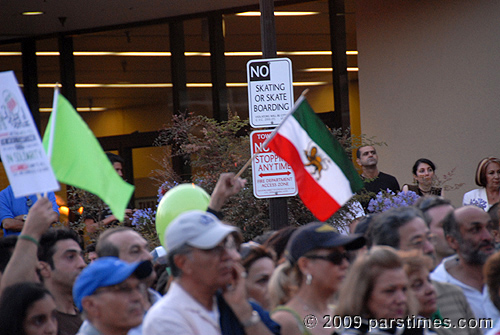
356, 145, 400, 210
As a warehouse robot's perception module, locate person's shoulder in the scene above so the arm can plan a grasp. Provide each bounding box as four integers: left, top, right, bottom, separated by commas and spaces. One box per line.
463, 188, 484, 197
143, 308, 191, 335
378, 171, 397, 180
432, 279, 468, 304
432, 279, 461, 293
270, 310, 303, 335
143, 296, 185, 326
0, 186, 12, 197
271, 306, 300, 324
270, 306, 297, 323
462, 188, 486, 204
146, 283, 191, 316
148, 291, 177, 311
430, 260, 448, 281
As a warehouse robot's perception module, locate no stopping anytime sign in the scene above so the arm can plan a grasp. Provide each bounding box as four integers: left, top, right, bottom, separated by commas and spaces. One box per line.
250, 130, 297, 199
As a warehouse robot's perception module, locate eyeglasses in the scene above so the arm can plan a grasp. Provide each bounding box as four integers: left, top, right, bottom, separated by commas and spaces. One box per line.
305, 251, 350, 265
203, 237, 238, 256
94, 282, 147, 296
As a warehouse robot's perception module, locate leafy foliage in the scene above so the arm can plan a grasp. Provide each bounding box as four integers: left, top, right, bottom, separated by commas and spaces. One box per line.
66, 186, 110, 245
151, 112, 386, 240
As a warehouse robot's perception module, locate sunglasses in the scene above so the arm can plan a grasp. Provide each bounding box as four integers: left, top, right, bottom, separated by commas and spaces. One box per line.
305, 251, 350, 265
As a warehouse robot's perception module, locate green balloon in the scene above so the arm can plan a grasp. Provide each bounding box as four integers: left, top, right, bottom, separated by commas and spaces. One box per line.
155, 183, 210, 248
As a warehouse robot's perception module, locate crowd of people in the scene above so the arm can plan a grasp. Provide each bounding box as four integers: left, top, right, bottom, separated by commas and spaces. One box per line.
0, 147, 500, 335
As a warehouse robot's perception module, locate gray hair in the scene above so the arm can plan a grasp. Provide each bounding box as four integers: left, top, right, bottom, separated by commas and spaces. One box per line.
168, 244, 193, 278
370, 207, 425, 248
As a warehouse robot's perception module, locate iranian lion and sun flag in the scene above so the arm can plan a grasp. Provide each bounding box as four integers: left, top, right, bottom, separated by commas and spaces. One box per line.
264, 95, 364, 221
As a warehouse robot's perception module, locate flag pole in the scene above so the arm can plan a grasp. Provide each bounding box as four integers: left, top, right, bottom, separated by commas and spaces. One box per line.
47, 84, 60, 161
234, 89, 309, 179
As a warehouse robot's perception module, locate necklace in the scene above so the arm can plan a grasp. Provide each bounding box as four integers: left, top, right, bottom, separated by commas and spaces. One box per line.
418, 185, 432, 195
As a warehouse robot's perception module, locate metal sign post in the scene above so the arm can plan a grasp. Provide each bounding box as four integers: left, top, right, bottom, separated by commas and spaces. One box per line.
259, 0, 289, 230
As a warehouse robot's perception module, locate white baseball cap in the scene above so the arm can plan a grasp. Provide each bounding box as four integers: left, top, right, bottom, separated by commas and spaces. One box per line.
165, 210, 238, 252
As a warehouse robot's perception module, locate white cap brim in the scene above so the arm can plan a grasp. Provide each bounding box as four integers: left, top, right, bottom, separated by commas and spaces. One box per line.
188, 223, 237, 249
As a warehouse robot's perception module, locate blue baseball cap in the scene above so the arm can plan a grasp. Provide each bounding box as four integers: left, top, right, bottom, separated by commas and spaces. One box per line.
73, 257, 152, 311
285, 223, 365, 264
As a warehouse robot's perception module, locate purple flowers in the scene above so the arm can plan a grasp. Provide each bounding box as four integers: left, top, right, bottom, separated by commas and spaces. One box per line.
368, 189, 420, 213
131, 208, 156, 227
132, 181, 180, 227
466, 198, 488, 211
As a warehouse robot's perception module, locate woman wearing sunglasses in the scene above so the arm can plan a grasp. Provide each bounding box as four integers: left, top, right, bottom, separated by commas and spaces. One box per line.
271, 222, 365, 335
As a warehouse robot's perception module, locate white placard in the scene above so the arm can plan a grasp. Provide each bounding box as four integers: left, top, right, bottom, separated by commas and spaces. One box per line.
247, 58, 294, 128
0, 71, 59, 197
250, 130, 297, 199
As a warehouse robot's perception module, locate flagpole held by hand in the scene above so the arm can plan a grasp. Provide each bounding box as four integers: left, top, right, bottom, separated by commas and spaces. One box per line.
233, 89, 309, 180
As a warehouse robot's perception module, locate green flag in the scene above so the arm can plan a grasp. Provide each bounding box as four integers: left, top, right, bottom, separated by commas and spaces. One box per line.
42, 90, 134, 222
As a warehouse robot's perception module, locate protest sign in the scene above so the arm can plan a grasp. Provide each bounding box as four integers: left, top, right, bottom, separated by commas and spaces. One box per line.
0, 71, 59, 197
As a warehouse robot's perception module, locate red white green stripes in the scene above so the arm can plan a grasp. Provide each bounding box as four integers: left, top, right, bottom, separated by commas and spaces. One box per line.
267, 96, 363, 221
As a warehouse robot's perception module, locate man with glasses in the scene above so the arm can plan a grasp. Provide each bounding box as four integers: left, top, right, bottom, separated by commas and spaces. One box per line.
369, 206, 436, 258
143, 210, 278, 335
73, 257, 153, 335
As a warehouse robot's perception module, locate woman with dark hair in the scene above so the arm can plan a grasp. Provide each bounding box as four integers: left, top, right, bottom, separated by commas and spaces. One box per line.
463, 157, 500, 211
240, 242, 276, 310
0, 282, 57, 335
402, 158, 442, 197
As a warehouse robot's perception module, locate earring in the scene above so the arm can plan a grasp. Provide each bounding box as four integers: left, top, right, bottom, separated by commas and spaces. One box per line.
306, 273, 312, 285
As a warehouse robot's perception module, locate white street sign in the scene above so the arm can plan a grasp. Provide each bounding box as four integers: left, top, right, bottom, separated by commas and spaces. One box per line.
247, 58, 294, 128
0, 71, 60, 197
250, 130, 297, 199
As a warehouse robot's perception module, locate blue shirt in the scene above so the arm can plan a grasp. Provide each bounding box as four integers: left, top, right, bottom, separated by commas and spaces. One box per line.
0, 185, 59, 236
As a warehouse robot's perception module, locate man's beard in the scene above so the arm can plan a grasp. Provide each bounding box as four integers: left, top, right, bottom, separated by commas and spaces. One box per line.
458, 238, 494, 265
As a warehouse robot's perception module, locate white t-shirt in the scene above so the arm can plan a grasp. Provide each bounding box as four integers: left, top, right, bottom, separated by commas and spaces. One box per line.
143, 281, 221, 335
